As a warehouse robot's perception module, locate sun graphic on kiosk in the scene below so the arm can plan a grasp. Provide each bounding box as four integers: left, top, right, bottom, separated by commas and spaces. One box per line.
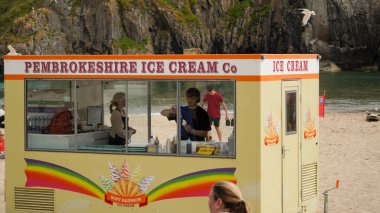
100, 160, 154, 206
264, 113, 280, 146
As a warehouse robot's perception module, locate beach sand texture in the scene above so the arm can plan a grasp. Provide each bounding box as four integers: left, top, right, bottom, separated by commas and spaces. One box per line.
318, 112, 380, 212
1, 112, 380, 212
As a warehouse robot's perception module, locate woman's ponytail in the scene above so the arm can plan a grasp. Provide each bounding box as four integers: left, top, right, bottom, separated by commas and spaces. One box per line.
211, 181, 252, 213
232, 200, 251, 213
109, 103, 115, 113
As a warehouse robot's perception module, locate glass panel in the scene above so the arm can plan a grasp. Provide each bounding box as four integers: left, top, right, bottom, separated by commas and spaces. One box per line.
101, 80, 127, 151
75, 80, 109, 149
177, 81, 235, 157
286, 91, 297, 134
26, 80, 73, 150
25, 79, 235, 157
127, 81, 148, 147
151, 81, 177, 154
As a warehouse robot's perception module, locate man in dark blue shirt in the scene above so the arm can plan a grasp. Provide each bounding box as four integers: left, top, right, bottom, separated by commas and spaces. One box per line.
161, 88, 211, 141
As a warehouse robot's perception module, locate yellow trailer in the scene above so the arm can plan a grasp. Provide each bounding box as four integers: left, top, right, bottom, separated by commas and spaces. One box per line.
4, 54, 319, 213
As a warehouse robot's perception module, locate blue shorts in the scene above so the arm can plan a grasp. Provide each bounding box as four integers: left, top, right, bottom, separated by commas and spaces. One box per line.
209, 117, 220, 127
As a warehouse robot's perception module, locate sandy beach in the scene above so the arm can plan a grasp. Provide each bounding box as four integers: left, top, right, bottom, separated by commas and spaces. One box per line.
318, 112, 380, 212
1, 112, 380, 212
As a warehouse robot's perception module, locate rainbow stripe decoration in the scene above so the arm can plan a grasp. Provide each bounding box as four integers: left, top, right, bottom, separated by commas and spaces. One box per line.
146, 168, 236, 205
25, 159, 236, 207
25, 158, 106, 202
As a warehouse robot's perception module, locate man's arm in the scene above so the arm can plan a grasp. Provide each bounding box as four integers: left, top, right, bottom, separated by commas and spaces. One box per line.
201, 94, 208, 108
221, 101, 229, 120
190, 128, 208, 137
184, 108, 211, 138
200, 100, 207, 108
184, 125, 208, 137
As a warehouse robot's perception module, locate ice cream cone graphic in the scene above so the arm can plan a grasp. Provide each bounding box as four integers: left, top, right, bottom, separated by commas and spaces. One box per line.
100, 159, 154, 206
264, 114, 279, 145
304, 109, 316, 139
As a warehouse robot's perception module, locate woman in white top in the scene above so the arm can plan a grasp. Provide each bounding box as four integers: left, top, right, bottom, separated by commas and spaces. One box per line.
109, 92, 136, 145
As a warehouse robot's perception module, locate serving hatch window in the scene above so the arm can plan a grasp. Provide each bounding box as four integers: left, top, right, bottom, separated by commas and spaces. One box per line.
25, 79, 235, 158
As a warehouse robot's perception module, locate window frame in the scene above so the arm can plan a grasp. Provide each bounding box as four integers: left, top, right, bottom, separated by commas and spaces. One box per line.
285, 90, 297, 135
24, 79, 236, 159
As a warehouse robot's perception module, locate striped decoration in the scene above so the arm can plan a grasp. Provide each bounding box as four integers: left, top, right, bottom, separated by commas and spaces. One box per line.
147, 168, 236, 204
24, 158, 106, 201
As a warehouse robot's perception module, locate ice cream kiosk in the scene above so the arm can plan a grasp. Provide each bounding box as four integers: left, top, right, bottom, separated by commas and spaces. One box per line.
4, 54, 319, 213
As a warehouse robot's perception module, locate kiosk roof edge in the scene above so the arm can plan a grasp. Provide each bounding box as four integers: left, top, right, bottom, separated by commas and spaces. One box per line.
4, 54, 319, 60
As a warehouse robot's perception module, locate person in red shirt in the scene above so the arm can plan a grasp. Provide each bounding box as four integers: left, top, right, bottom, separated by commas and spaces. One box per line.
201, 85, 229, 141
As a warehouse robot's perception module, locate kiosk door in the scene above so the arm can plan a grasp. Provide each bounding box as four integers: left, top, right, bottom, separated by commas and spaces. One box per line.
281, 81, 301, 213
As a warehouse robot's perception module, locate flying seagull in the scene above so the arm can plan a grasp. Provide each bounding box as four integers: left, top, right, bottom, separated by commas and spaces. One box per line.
299, 8, 315, 26
7, 45, 21, 55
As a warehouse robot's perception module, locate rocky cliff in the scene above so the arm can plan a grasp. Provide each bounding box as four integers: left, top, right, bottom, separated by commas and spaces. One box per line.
0, 0, 379, 71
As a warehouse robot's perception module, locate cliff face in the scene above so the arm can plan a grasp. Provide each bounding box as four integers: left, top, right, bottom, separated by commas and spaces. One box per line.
308, 0, 380, 70
0, 0, 379, 70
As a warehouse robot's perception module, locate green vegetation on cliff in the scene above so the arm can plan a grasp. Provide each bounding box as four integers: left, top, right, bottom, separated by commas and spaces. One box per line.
226, 0, 271, 34
116, 0, 135, 9
113, 36, 147, 53
227, 0, 251, 20
251, 1, 271, 33
158, 0, 200, 26
0, 0, 44, 36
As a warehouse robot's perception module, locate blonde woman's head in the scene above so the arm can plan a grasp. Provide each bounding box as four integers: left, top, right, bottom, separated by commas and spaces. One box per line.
208, 181, 251, 213
110, 92, 125, 112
